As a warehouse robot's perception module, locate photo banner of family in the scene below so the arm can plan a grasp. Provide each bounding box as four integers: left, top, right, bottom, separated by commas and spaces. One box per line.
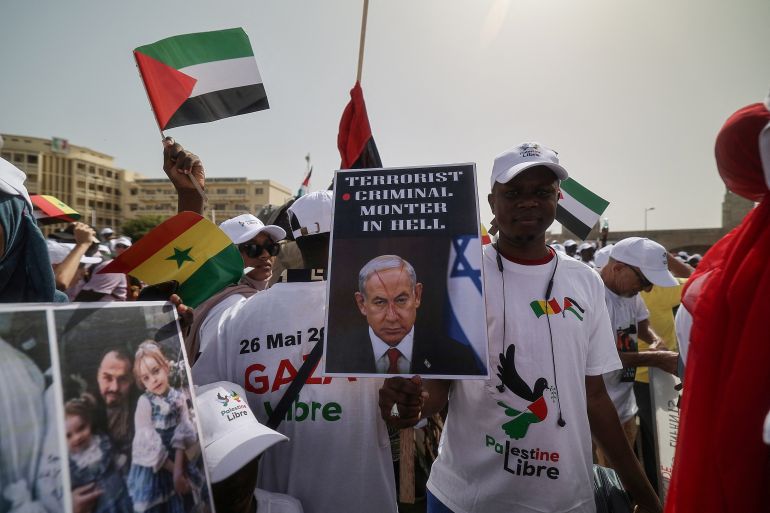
324, 164, 490, 379
0, 302, 214, 513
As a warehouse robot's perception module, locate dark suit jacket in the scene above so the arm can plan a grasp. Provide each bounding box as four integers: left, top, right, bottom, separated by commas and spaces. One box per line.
326, 326, 484, 376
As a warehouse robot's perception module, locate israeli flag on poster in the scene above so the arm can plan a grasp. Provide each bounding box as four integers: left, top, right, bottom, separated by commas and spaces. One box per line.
446, 234, 488, 374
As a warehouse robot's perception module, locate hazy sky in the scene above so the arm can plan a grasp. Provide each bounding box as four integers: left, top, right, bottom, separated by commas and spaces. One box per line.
2, 0, 768, 233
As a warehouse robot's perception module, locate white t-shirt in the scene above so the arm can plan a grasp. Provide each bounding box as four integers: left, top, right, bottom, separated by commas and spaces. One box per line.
192, 279, 397, 513
427, 247, 620, 513
602, 289, 649, 423
198, 294, 247, 354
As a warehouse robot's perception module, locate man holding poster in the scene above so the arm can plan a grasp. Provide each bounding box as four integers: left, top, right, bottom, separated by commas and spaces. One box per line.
380, 143, 661, 513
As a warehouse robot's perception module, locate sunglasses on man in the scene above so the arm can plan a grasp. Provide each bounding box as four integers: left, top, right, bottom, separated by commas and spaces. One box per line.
238, 240, 280, 258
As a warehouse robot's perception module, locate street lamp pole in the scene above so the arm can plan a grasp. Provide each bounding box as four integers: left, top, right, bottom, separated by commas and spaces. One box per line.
644, 207, 655, 232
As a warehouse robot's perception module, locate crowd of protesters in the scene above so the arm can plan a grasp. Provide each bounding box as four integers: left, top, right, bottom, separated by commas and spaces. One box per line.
1, 93, 769, 513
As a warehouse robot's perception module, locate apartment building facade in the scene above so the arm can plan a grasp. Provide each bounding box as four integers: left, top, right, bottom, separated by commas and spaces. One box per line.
1, 133, 130, 232
2, 133, 295, 233
123, 176, 294, 222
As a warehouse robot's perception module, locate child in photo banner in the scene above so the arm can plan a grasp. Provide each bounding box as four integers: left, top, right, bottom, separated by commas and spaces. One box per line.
65, 393, 132, 513
127, 342, 205, 513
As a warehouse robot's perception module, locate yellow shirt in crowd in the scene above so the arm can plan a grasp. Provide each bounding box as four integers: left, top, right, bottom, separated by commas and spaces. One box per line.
637, 278, 687, 383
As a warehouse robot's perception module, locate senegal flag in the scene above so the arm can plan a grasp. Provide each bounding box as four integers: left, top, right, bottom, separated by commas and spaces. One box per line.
134, 28, 268, 130
31, 194, 81, 224
100, 212, 243, 307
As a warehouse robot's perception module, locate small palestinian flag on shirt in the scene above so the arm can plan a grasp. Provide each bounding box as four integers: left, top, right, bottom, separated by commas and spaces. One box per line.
100, 212, 243, 308
30, 194, 81, 224
556, 178, 609, 240
134, 28, 268, 130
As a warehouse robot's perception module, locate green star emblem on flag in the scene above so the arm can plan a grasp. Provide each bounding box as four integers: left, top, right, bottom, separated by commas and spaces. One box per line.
166, 247, 195, 268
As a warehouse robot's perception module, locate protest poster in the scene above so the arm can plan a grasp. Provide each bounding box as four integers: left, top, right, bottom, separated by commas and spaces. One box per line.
324, 164, 489, 379
0, 302, 214, 513
650, 367, 682, 501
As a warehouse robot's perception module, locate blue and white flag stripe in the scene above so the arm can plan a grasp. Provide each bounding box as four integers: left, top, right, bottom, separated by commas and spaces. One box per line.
446, 234, 487, 374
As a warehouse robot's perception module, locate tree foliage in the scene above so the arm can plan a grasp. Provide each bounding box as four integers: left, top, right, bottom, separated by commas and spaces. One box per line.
121, 215, 165, 241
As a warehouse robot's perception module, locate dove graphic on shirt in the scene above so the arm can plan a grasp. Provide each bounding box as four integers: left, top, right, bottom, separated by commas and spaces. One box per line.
495, 344, 550, 440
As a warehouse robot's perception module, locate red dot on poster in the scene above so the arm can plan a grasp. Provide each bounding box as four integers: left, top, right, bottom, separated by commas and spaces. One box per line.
342, 193, 351, 201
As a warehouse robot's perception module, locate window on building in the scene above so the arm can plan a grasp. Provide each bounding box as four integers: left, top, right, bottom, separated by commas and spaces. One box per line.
26, 155, 38, 164
130, 204, 138, 211
88, 166, 95, 174
235, 188, 246, 195
130, 188, 138, 195
13, 153, 24, 162
89, 183, 95, 191
0, 152, 10, 160
77, 181, 86, 189
106, 170, 112, 178
88, 200, 95, 207
212, 203, 227, 210
254, 188, 264, 195
216, 189, 227, 195
76, 198, 85, 206
77, 163, 86, 170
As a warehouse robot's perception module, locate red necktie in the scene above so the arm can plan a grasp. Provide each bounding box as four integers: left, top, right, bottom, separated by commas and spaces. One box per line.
386, 347, 401, 374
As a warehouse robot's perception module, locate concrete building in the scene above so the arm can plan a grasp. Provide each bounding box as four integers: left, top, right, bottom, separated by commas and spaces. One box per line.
123, 176, 293, 222
1, 133, 132, 233
1, 133, 295, 233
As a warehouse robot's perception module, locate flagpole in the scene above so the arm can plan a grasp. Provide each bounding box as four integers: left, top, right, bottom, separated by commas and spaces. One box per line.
356, 0, 370, 82
132, 52, 207, 202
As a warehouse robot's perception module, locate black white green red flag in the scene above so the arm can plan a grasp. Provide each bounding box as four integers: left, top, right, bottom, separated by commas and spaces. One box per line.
556, 178, 609, 240
134, 28, 268, 130
337, 81, 382, 169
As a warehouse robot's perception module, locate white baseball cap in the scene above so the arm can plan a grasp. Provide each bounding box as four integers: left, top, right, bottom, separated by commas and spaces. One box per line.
100, 227, 114, 236
288, 190, 333, 239
46, 240, 102, 265
219, 214, 286, 245
112, 236, 132, 248
563, 239, 577, 248
594, 244, 614, 269
610, 237, 677, 287
490, 142, 569, 189
195, 381, 288, 483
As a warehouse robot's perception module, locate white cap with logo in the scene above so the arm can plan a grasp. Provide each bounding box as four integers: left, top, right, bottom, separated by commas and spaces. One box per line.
288, 190, 333, 239
610, 237, 677, 287
491, 142, 569, 189
219, 214, 286, 245
195, 381, 288, 483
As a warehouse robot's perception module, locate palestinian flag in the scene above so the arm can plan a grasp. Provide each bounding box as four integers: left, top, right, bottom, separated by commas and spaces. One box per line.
338, 81, 382, 169
100, 212, 243, 308
30, 195, 81, 224
297, 166, 312, 197
134, 28, 268, 130
556, 178, 609, 240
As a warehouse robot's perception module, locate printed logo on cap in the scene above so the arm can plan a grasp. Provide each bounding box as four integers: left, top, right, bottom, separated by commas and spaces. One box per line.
216, 389, 243, 407
519, 143, 542, 158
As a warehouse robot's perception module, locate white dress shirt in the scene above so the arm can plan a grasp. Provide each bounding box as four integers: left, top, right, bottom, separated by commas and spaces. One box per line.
370, 327, 414, 374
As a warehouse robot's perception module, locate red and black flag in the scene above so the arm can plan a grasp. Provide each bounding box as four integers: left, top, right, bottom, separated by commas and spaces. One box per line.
337, 81, 382, 169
